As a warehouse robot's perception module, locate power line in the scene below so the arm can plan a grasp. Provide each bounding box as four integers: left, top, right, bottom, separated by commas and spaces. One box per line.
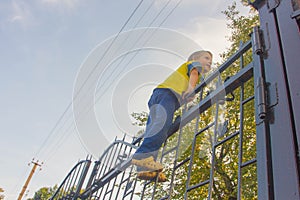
83, 0, 184, 119
33, 0, 145, 161
34, 0, 183, 165
77, 0, 181, 121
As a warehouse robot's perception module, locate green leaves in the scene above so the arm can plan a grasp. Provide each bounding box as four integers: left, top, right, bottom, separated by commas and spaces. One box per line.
27, 185, 58, 200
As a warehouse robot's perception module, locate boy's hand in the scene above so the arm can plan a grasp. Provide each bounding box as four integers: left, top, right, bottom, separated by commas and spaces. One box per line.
182, 89, 195, 102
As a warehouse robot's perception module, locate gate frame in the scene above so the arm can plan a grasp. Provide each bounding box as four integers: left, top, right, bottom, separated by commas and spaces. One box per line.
251, 0, 300, 199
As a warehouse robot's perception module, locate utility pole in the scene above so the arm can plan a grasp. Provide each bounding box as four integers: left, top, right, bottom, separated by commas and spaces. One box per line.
17, 159, 42, 200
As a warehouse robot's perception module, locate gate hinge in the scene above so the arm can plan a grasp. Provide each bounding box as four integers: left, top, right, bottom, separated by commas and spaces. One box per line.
256, 79, 279, 124
252, 26, 265, 56
257, 77, 267, 120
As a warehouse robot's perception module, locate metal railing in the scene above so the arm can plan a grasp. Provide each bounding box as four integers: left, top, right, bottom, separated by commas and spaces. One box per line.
50, 157, 91, 200
51, 38, 256, 199
51, 0, 300, 198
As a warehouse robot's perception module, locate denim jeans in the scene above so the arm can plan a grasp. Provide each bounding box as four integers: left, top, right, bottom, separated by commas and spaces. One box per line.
134, 88, 180, 160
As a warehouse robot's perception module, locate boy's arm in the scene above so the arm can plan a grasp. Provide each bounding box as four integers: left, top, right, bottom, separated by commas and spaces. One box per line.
182, 68, 199, 102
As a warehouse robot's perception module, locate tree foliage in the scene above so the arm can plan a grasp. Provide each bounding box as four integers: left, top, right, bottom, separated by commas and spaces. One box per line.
220, 1, 259, 61
27, 185, 58, 200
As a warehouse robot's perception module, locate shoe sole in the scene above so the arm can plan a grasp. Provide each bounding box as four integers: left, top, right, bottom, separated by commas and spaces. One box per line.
137, 171, 167, 182
131, 158, 163, 172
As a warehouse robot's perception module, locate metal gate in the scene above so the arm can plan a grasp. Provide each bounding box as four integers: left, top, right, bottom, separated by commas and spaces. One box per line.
51, 0, 300, 199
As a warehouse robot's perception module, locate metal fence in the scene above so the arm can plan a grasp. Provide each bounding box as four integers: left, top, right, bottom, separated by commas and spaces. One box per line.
52, 39, 255, 200
50, 0, 300, 199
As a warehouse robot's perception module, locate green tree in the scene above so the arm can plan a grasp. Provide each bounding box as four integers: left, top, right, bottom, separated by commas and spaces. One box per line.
27, 185, 58, 200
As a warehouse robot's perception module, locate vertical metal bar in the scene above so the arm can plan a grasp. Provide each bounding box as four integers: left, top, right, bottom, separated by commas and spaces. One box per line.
237, 43, 245, 200
97, 146, 110, 179
121, 139, 138, 200
167, 102, 189, 199
252, 26, 274, 200
99, 146, 116, 198
118, 144, 133, 199
183, 85, 206, 199
63, 166, 76, 197
184, 86, 204, 199
184, 115, 200, 200
118, 164, 130, 199
108, 138, 119, 171
73, 160, 91, 199
86, 161, 100, 190
71, 162, 83, 192
207, 76, 222, 199
140, 182, 148, 200
103, 142, 119, 198
109, 138, 126, 200
128, 137, 140, 200
129, 174, 138, 200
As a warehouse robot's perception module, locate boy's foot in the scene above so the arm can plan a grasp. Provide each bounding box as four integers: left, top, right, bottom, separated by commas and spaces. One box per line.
131, 156, 163, 172
137, 171, 167, 182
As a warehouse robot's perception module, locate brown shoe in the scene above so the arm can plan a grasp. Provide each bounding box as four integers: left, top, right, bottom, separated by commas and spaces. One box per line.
132, 156, 163, 172
137, 171, 167, 182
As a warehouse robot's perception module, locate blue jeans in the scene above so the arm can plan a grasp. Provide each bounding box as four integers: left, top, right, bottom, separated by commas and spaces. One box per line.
134, 88, 180, 160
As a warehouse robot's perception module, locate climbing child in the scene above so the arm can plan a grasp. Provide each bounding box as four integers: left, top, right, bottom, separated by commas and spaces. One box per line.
132, 50, 213, 182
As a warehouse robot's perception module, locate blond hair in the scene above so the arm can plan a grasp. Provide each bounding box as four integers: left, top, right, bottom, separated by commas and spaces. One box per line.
187, 50, 213, 61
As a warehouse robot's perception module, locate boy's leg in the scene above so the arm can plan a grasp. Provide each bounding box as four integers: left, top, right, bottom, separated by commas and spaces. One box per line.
133, 89, 180, 171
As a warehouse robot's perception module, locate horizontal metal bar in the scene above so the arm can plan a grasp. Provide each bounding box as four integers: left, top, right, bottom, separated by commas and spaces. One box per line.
132, 135, 143, 145
104, 189, 113, 196
159, 195, 170, 200
241, 158, 257, 168
195, 122, 215, 137
162, 146, 177, 157
187, 179, 210, 192
120, 177, 130, 185
174, 157, 190, 170
242, 95, 255, 105
215, 131, 240, 148
123, 190, 133, 198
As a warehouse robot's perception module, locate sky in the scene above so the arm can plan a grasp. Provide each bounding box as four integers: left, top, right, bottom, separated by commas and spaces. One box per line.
0, 0, 251, 199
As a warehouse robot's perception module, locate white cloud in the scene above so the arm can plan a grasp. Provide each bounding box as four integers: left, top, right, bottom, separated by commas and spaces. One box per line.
9, 0, 34, 27
180, 16, 231, 63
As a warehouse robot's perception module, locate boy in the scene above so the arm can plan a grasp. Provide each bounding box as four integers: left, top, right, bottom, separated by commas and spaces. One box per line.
132, 50, 213, 182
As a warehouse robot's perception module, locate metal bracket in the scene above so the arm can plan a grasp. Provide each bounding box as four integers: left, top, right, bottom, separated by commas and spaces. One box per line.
267, 82, 279, 109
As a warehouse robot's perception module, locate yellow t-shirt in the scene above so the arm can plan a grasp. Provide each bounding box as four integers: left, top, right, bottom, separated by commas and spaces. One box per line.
156, 61, 202, 96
